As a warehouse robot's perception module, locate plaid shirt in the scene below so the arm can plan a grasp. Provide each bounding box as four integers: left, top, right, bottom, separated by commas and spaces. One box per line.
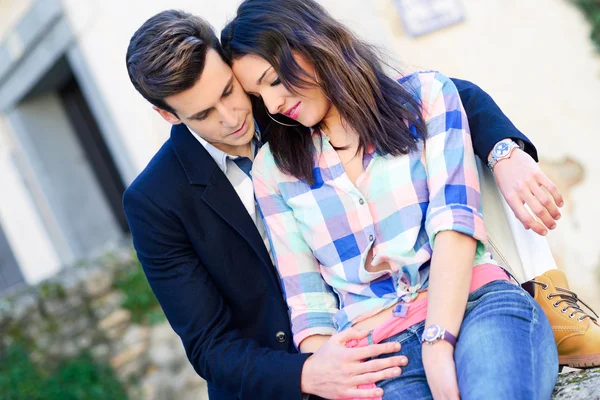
252, 72, 493, 346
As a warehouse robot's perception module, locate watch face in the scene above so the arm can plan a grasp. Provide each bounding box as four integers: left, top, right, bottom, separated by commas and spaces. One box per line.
493, 142, 511, 158
423, 325, 441, 342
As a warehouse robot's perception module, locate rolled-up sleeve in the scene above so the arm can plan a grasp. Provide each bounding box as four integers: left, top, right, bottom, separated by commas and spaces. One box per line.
420, 72, 487, 249
252, 147, 339, 347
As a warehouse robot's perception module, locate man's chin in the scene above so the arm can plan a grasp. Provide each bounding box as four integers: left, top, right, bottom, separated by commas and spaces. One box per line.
242, 122, 256, 142
228, 129, 254, 147
246, 119, 256, 137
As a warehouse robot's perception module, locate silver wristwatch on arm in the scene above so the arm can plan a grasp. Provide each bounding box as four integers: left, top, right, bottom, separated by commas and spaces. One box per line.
487, 138, 525, 171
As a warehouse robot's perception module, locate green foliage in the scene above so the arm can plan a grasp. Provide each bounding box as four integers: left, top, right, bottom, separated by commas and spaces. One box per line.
572, 0, 600, 50
113, 259, 165, 326
44, 353, 127, 400
0, 344, 44, 399
4, 319, 30, 346
38, 282, 66, 300
0, 344, 127, 400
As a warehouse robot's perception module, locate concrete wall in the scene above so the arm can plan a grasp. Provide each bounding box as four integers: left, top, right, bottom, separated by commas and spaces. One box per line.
58, 0, 402, 175
0, 0, 597, 306
0, 115, 61, 284
0, 0, 33, 40
55, 0, 600, 306
372, 0, 600, 308
0, 221, 23, 294
8, 92, 122, 261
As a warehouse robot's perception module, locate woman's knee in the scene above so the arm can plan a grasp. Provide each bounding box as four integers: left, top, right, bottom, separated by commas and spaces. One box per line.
454, 280, 558, 398
464, 280, 540, 323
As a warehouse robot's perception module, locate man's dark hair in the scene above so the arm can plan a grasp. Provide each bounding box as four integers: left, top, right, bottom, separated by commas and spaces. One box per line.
126, 9, 224, 115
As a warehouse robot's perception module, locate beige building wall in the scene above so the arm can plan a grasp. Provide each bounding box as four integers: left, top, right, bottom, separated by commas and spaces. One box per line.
57, 0, 600, 307
0, 115, 61, 284
0, 0, 33, 40
60, 0, 242, 175
57, 0, 395, 174
372, 0, 600, 309
0, 0, 61, 284
1, 1, 598, 306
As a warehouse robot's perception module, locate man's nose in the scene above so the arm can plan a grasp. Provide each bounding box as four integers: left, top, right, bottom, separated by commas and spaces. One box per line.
219, 105, 238, 127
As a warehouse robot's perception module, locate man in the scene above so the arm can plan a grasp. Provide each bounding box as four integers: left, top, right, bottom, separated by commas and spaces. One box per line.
123, 9, 598, 400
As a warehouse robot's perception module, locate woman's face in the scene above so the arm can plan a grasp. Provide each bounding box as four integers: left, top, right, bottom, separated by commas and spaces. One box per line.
231, 53, 333, 128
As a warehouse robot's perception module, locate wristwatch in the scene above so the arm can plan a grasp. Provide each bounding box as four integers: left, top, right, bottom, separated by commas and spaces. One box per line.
421, 324, 457, 347
487, 138, 523, 171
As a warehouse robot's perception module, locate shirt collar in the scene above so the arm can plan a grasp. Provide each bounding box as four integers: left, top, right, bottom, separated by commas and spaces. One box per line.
187, 124, 262, 174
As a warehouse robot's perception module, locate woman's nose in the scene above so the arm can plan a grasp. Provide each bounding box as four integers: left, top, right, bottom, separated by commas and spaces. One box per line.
263, 92, 284, 115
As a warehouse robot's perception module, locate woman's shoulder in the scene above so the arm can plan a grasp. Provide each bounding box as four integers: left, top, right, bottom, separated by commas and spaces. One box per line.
253, 142, 310, 191
396, 70, 455, 92
253, 142, 276, 174
395, 71, 459, 110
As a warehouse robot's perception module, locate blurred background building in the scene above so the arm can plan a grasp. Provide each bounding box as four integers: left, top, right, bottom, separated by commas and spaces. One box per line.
0, 0, 599, 398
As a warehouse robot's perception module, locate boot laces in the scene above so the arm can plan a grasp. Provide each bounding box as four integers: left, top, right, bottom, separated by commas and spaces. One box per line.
531, 280, 598, 322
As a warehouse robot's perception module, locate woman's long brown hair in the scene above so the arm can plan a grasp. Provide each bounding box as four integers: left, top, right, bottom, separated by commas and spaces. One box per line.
222, 0, 427, 185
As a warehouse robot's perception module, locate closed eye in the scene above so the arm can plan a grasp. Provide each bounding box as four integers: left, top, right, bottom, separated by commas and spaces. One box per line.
223, 84, 234, 97
194, 111, 210, 121
270, 78, 281, 87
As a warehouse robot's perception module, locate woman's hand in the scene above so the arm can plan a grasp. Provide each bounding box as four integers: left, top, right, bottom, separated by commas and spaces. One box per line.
422, 342, 460, 400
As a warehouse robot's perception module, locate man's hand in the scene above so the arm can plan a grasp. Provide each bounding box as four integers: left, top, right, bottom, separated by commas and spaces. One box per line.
492, 149, 564, 236
422, 343, 460, 400
301, 327, 407, 399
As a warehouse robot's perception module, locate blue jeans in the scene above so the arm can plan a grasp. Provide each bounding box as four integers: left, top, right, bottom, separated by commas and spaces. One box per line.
370, 280, 558, 399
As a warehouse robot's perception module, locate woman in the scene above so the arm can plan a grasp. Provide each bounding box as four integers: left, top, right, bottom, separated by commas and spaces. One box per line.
221, 0, 558, 398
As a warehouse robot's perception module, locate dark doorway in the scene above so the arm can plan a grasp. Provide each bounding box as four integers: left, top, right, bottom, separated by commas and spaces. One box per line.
58, 76, 129, 233
0, 224, 25, 295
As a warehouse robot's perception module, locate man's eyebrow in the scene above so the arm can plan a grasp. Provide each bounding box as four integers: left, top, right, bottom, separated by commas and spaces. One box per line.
188, 75, 234, 120
257, 67, 272, 85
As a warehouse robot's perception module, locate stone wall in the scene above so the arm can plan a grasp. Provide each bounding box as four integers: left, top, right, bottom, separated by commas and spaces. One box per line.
553, 368, 600, 399
0, 246, 208, 399
1, 245, 598, 399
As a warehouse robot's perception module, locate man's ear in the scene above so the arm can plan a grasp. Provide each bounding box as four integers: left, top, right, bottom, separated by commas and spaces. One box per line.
153, 106, 182, 125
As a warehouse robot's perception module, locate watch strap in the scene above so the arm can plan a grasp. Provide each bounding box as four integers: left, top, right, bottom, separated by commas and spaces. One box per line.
422, 324, 458, 348
441, 329, 457, 347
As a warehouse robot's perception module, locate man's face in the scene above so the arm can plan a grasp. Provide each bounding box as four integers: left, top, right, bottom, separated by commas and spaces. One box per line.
156, 49, 255, 156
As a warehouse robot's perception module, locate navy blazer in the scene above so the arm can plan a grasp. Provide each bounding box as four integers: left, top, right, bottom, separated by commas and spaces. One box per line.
123, 79, 536, 400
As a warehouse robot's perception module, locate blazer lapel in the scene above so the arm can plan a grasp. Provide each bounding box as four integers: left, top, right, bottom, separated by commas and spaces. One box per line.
201, 173, 272, 268
170, 124, 273, 269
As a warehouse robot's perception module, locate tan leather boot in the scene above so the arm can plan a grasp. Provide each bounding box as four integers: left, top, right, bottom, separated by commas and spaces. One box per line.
523, 269, 600, 369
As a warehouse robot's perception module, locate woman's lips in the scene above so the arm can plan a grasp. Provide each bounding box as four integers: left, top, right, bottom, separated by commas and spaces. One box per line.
283, 102, 301, 120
